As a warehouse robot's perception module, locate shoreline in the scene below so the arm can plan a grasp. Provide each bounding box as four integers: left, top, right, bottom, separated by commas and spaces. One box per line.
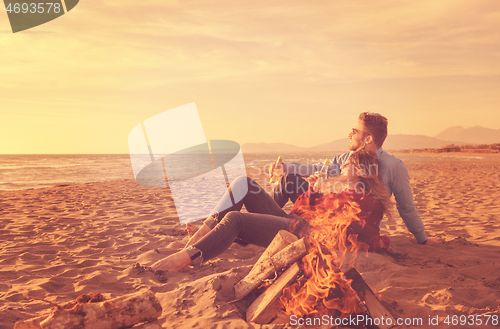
3, 152, 500, 192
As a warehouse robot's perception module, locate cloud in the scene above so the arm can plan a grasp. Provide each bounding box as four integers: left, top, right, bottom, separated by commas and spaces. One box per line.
3, 0, 499, 89
1, 0, 500, 152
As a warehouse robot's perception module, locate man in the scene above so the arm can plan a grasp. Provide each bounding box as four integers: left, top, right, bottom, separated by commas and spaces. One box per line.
272, 112, 429, 244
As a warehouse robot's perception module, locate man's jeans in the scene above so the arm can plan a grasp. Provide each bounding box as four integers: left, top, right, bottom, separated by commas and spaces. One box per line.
273, 173, 309, 208
188, 175, 308, 264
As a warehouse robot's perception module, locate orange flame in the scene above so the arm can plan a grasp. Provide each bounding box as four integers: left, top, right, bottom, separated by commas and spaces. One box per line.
280, 191, 370, 318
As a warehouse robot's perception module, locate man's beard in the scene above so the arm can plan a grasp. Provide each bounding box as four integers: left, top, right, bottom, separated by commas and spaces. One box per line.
349, 140, 365, 152
348, 140, 358, 151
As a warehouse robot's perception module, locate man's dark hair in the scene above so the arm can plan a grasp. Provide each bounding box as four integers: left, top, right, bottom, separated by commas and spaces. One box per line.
358, 112, 388, 148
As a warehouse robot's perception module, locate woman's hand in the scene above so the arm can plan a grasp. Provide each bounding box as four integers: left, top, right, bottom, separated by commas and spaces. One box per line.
306, 172, 320, 184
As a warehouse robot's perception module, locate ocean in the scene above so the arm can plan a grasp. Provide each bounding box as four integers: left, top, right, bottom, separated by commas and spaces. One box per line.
0, 154, 134, 191
0, 153, 494, 191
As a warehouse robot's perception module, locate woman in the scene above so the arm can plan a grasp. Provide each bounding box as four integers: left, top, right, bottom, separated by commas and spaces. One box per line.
289, 150, 392, 253
151, 149, 392, 273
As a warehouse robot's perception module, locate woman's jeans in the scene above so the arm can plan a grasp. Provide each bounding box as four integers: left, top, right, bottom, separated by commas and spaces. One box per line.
188, 175, 308, 264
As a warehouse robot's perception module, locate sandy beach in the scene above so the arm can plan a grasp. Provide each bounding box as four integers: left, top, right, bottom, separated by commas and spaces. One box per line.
1, 155, 500, 328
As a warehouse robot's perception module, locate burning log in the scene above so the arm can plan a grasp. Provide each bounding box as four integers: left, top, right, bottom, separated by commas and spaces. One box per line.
14, 319, 43, 329
246, 262, 301, 324
270, 238, 307, 268
251, 230, 298, 268
344, 268, 395, 329
14, 289, 162, 329
234, 230, 297, 299
235, 232, 306, 299
246, 266, 396, 329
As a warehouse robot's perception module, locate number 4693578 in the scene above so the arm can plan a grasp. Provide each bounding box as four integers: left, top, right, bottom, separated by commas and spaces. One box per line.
443, 314, 498, 326
5, 3, 62, 14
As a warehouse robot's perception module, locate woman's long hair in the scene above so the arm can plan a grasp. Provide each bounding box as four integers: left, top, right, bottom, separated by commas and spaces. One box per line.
347, 149, 393, 221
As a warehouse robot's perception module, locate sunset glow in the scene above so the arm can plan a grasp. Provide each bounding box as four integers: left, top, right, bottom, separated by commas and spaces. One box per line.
1, 0, 499, 153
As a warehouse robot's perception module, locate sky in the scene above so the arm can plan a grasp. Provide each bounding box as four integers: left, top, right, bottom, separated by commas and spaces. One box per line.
1, 0, 500, 153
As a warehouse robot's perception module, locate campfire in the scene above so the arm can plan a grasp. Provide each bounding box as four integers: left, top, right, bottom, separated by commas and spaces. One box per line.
237, 191, 396, 329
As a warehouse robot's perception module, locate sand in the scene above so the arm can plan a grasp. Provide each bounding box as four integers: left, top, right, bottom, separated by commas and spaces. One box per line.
1, 157, 500, 328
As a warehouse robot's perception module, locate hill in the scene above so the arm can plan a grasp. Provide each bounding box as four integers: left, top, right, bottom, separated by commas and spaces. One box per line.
242, 134, 459, 153
241, 142, 308, 153
435, 126, 500, 144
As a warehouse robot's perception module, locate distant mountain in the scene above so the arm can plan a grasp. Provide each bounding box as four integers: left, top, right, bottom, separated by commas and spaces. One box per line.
383, 134, 464, 150
435, 126, 500, 144
308, 135, 461, 152
241, 142, 308, 153
308, 138, 350, 152
242, 134, 459, 153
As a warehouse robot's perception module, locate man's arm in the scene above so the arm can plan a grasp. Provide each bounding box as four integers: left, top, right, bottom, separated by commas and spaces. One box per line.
326, 152, 351, 177
391, 161, 428, 244
285, 152, 351, 177
284, 162, 319, 177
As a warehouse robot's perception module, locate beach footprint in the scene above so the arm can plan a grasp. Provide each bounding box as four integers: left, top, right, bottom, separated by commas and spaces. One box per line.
128, 262, 168, 284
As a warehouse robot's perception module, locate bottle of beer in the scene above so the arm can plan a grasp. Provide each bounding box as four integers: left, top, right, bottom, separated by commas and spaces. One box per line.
269, 156, 283, 184
313, 159, 330, 192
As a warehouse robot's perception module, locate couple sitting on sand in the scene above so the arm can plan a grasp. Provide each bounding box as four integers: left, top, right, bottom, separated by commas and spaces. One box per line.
151, 112, 431, 273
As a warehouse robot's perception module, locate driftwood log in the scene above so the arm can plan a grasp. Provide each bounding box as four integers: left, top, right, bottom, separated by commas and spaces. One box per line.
253, 230, 298, 267
235, 234, 306, 299
246, 262, 301, 323
234, 230, 297, 299
344, 268, 395, 329
14, 289, 162, 329
244, 265, 396, 328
